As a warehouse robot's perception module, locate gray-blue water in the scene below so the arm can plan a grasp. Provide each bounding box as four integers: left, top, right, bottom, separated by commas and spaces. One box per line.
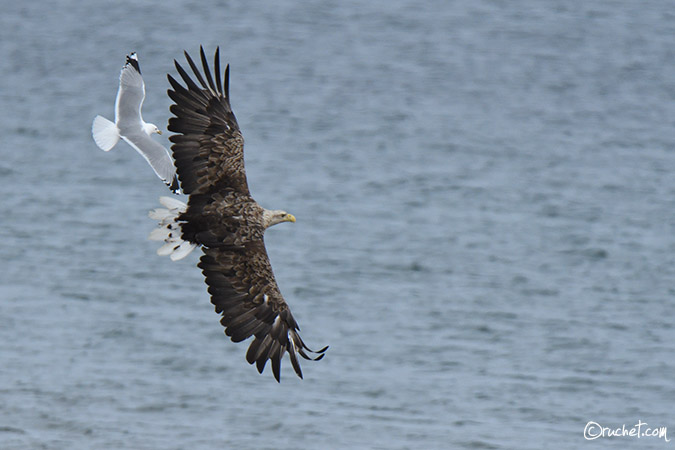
2, 1, 674, 448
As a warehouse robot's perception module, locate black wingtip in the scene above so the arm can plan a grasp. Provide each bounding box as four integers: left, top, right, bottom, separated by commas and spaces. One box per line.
199, 46, 217, 94
256, 356, 267, 375
214, 47, 223, 96
167, 175, 180, 193
125, 52, 141, 74
224, 64, 230, 98
272, 360, 281, 383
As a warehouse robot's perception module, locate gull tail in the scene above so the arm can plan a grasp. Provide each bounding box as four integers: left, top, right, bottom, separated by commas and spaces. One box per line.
92, 115, 120, 151
149, 196, 198, 261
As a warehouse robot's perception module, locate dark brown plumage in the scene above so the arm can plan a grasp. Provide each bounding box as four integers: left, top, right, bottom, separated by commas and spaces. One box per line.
164, 47, 327, 382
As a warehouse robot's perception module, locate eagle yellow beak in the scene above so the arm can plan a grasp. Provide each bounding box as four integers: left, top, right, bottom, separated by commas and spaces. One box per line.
286, 214, 296, 223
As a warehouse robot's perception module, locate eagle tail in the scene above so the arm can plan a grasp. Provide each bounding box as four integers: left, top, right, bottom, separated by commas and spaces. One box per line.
91, 115, 120, 151
149, 196, 198, 261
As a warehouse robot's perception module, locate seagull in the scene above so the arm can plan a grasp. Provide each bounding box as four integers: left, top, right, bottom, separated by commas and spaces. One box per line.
92, 53, 179, 192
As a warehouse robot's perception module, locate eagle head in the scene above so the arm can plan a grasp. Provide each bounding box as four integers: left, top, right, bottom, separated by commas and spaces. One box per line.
262, 209, 296, 228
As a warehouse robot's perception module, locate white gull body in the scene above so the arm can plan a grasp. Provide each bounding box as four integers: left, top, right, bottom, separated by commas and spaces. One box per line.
92, 53, 178, 191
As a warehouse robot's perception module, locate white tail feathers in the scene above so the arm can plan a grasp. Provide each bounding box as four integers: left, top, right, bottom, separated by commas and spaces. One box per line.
149, 196, 198, 261
92, 115, 120, 151
159, 196, 188, 210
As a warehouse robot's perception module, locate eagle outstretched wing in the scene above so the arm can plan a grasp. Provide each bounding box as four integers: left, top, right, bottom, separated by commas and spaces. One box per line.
167, 47, 249, 196
199, 243, 326, 381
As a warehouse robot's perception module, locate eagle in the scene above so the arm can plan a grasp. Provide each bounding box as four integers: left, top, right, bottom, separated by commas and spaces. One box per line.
148, 47, 327, 382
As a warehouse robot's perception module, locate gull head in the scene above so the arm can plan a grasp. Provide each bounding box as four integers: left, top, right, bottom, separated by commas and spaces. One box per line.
143, 122, 162, 136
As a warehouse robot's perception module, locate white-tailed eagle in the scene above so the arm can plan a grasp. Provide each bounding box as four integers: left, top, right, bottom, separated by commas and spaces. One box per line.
149, 47, 327, 381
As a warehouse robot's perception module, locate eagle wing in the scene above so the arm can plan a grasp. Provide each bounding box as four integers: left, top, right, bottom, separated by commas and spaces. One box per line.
199, 242, 326, 381
167, 47, 249, 195
166, 47, 326, 381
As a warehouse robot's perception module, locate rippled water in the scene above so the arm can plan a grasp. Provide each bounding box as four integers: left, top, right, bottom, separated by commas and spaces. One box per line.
2, 1, 675, 449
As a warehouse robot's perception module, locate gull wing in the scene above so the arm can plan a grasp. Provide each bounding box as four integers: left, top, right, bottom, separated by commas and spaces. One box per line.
115, 53, 146, 133
122, 129, 178, 190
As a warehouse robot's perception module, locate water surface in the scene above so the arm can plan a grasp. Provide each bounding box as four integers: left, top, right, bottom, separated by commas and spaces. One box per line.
1, 1, 674, 448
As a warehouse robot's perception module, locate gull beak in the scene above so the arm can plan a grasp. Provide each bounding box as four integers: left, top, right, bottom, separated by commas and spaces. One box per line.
286, 214, 296, 223
157, 130, 162, 135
